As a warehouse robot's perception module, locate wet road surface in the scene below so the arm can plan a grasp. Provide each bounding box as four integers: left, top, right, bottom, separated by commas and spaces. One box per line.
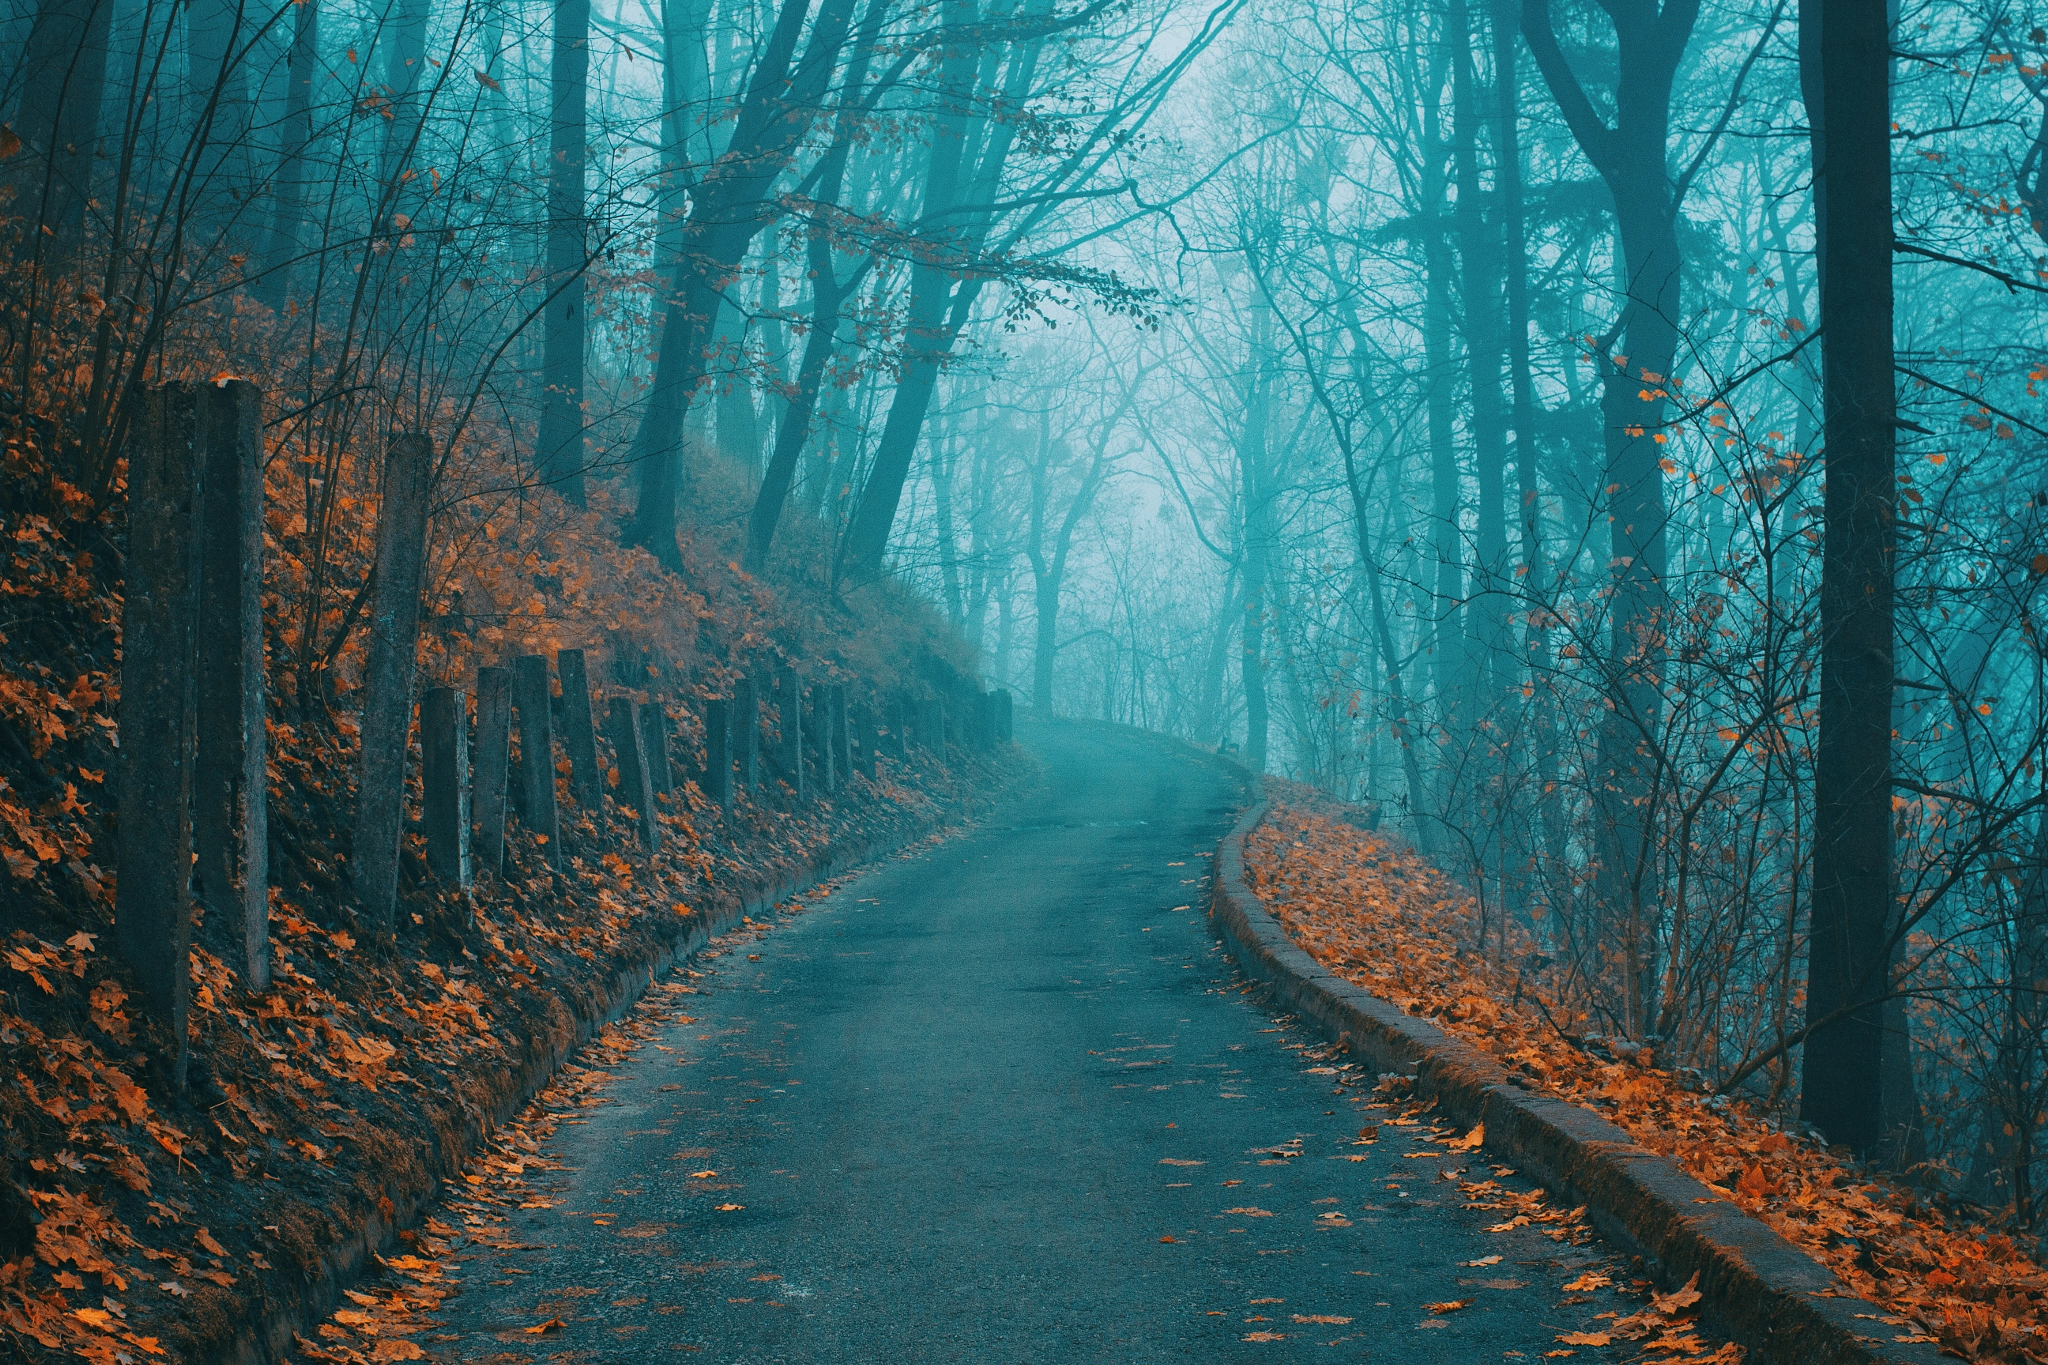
422, 720, 1642, 1362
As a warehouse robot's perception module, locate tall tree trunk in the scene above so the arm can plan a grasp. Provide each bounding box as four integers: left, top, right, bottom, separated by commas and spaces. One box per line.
1450, 0, 1510, 699
1418, 55, 1464, 765
1239, 301, 1276, 773
625, 0, 860, 566
537, 0, 592, 505
837, 15, 1047, 578
1800, 0, 1899, 1157
1493, 0, 1565, 901
1523, 0, 1697, 1036
375, 0, 430, 206
7, 0, 112, 270
256, 0, 318, 308
184, 0, 255, 264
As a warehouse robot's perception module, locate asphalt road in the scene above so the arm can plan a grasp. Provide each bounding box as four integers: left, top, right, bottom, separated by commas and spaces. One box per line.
424, 720, 1637, 1362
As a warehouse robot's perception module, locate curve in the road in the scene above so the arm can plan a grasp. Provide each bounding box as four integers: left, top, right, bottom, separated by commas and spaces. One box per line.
420, 720, 1641, 1362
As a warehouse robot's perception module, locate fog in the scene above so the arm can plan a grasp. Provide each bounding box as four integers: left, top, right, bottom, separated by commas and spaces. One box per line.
5, 0, 2046, 1213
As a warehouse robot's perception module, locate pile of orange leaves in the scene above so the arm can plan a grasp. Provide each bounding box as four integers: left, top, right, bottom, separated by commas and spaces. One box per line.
1244, 801, 2048, 1364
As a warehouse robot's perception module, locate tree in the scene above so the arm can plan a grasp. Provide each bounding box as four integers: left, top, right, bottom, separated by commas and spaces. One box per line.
538, 0, 593, 505
1799, 0, 1900, 1158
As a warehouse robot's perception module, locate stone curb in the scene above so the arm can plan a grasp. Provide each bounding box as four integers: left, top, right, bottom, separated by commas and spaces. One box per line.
234, 782, 989, 1364
1208, 789, 1946, 1365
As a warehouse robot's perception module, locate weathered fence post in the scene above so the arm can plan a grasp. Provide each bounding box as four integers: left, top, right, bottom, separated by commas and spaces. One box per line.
473, 666, 512, 877
776, 666, 804, 800
608, 698, 661, 850
639, 701, 673, 798
421, 686, 471, 886
188, 381, 269, 991
115, 385, 206, 1081
995, 688, 1013, 743
703, 698, 733, 809
512, 654, 562, 867
830, 684, 852, 784
811, 682, 836, 793
557, 648, 603, 810
733, 675, 758, 791
353, 432, 436, 934
855, 695, 878, 780
888, 698, 909, 760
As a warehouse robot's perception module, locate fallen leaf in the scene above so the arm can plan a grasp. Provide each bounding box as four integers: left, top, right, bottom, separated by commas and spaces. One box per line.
1651, 1271, 1702, 1315
1562, 1271, 1611, 1292
1555, 1331, 1611, 1346
1425, 1300, 1469, 1314
524, 1318, 567, 1334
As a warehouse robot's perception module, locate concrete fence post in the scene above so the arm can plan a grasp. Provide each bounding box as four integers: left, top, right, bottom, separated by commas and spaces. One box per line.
473, 667, 512, 876
608, 698, 661, 850
353, 432, 436, 933
421, 686, 471, 886
639, 701, 673, 798
189, 380, 269, 990
811, 682, 836, 794
888, 698, 909, 760
512, 654, 562, 867
776, 667, 804, 800
733, 675, 758, 791
115, 385, 206, 1078
703, 698, 733, 809
557, 647, 603, 810
830, 684, 852, 784
855, 694, 878, 780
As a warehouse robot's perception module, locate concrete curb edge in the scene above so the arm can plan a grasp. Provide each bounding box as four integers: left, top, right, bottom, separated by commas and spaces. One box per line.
1208, 790, 1944, 1365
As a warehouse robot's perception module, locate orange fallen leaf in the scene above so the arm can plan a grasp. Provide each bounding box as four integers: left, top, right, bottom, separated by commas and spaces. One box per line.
1425, 1300, 1469, 1314
715, 1203, 745, 1211
524, 1318, 566, 1334
1556, 1331, 1611, 1346
1651, 1271, 1702, 1315
1562, 1271, 1611, 1291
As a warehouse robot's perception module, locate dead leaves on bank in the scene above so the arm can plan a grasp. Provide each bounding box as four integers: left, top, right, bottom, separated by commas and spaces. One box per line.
1247, 801, 2047, 1363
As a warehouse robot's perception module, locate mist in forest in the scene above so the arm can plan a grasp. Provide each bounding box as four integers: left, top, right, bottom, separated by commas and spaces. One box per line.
5, 0, 2048, 1225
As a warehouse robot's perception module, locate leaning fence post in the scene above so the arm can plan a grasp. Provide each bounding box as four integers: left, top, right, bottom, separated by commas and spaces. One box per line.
639, 700, 673, 798
115, 384, 205, 1083
608, 698, 661, 850
353, 432, 436, 934
512, 654, 562, 867
473, 666, 512, 877
422, 686, 471, 886
557, 648, 603, 810
189, 381, 268, 991
703, 697, 733, 809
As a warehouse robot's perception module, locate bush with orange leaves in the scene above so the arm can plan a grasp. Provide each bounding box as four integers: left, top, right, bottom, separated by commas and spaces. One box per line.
1246, 792, 2048, 1365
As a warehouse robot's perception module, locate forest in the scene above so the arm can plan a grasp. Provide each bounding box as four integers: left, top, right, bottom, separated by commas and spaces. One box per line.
3, 0, 2047, 1342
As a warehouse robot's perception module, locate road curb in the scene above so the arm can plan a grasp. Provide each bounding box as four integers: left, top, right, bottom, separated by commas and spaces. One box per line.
233, 785, 994, 1364
1208, 790, 1944, 1365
